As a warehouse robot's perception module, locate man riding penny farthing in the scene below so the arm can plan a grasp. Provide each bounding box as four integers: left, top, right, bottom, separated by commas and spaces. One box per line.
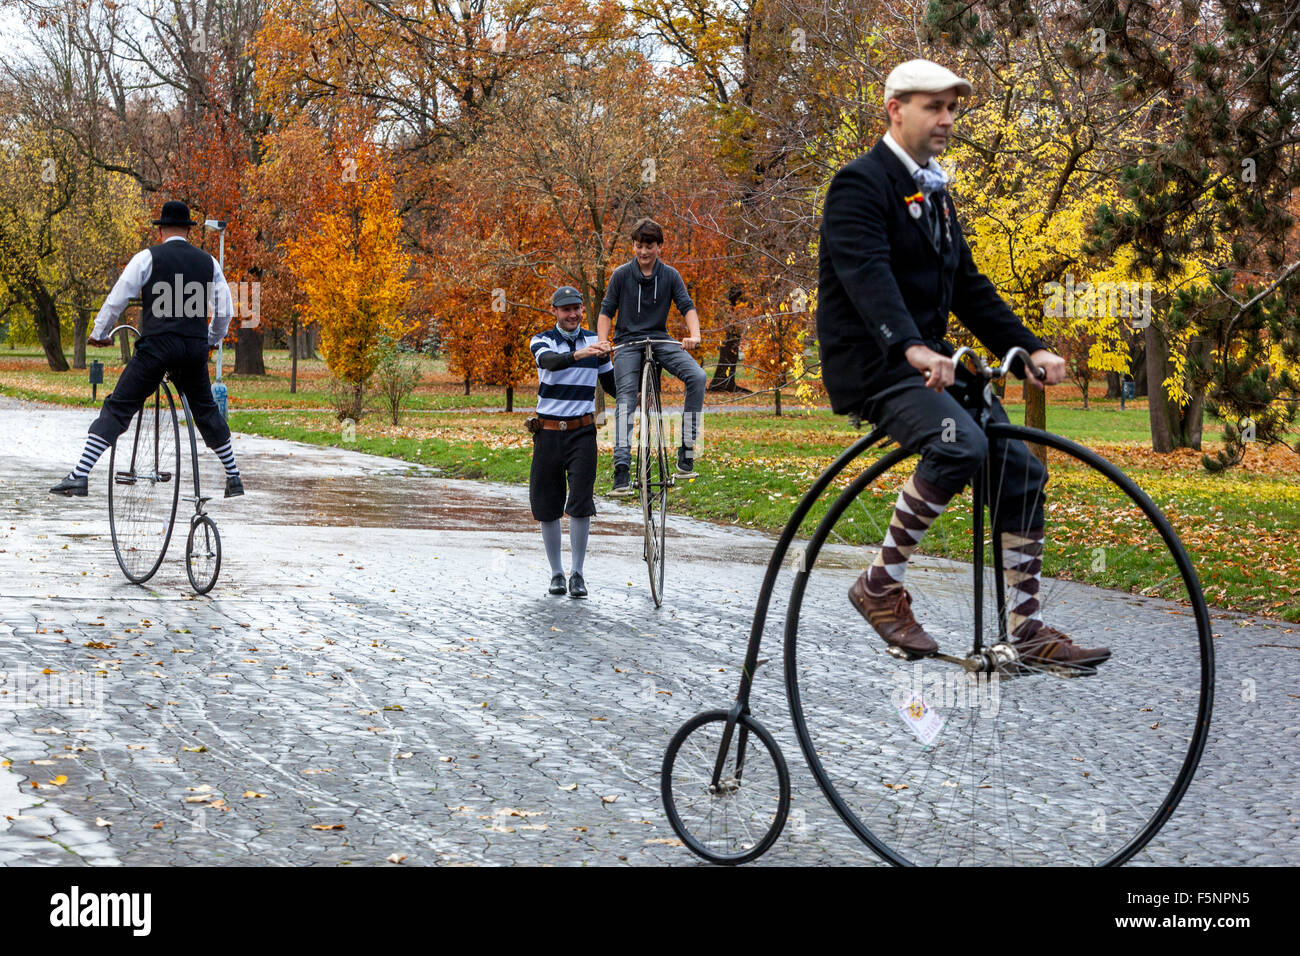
49, 200, 245, 589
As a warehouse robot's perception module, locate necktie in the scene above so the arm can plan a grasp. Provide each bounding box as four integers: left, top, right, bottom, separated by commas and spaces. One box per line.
913, 166, 949, 247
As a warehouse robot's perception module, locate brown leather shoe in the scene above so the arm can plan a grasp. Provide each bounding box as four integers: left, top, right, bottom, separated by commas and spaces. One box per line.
1011, 620, 1111, 674
848, 574, 938, 658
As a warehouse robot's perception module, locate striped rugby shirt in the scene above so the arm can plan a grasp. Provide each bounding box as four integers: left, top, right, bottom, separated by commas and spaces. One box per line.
530, 326, 615, 419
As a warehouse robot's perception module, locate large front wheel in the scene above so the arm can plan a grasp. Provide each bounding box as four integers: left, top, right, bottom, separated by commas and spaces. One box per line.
639, 359, 668, 607
108, 384, 181, 584
784, 425, 1213, 865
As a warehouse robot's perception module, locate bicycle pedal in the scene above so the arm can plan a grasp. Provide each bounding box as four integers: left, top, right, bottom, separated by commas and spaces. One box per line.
113, 472, 136, 485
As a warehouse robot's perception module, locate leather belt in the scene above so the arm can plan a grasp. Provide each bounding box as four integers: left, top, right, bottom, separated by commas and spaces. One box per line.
539, 413, 595, 431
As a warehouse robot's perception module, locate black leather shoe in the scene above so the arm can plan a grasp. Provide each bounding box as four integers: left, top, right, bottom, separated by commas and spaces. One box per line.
676, 446, 697, 478
548, 573, 567, 595
568, 572, 587, 598
224, 476, 244, 498
49, 474, 88, 497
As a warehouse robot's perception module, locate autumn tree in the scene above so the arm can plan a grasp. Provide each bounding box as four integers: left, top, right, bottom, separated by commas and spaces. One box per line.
285, 145, 412, 419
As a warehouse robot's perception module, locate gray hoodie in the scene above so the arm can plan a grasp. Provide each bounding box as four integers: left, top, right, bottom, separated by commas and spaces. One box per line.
600, 257, 694, 343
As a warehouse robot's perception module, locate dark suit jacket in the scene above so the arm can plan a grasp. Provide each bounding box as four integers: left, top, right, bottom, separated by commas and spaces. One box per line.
815, 138, 1045, 416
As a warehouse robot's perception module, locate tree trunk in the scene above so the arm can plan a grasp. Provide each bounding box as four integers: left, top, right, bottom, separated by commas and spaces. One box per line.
1080, 378, 1089, 410
505, 384, 514, 413
290, 313, 298, 394
119, 329, 131, 363
708, 327, 745, 392
1022, 377, 1046, 464
306, 323, 320, 360
774, 386, 782, 417
31, 292, 69, 371
73, 307, 91, 369
234, 324, 265, 375
1105, 370, 1121, 399
464, 375, 471, 396
1145, 323, 1174, 453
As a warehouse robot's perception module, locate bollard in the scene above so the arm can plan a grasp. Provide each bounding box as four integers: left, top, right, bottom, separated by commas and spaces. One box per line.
89, 360, 104, 400
212, 379, 228, 421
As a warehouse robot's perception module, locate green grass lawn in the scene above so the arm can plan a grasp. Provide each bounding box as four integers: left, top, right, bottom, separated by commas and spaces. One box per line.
6, 345, 1298, 620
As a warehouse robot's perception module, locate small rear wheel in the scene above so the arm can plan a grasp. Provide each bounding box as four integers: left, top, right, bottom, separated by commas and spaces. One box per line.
185, 514, 221, 594
661, 709, 790, 864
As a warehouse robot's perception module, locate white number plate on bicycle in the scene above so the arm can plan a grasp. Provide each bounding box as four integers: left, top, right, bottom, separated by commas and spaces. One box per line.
897, 691, 945, 746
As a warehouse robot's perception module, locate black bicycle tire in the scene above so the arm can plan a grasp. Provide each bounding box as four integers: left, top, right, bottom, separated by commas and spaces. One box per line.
784, 424, 1214, 866
660, 708, 791, 865
107, 382, 182, 585
185, 514, 222, 595
640, 358, 667, 607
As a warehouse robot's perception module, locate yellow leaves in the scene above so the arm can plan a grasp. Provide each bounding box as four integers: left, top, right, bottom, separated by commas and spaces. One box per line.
48, 774, 68, 787
310, 823, 346, 831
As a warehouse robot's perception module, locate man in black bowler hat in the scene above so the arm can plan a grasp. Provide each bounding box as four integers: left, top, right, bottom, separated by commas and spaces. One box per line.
50, 200, 245, 499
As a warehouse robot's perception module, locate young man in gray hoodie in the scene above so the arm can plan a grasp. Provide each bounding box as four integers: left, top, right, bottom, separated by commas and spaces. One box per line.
596, 218, 706, 496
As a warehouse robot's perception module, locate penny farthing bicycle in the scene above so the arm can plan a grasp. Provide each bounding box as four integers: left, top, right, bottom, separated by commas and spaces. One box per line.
660, 347, 1214, 865
105, 325, 222, 594
615, 337, 692, 608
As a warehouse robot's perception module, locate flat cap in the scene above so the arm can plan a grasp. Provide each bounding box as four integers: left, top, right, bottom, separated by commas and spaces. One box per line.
883, 59, 973, 105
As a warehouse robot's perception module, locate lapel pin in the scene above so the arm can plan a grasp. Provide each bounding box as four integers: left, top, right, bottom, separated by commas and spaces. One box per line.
905, 191, 924, 219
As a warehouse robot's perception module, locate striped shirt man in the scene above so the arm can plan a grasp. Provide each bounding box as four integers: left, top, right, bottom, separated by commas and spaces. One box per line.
530, 326, 615, 420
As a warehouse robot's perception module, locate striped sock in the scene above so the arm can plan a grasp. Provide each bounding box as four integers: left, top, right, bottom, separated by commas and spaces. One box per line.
864, 473, 954, 596
213, 440, 240, 478
71, 433, 112, 479
1002, 528, 1045, 635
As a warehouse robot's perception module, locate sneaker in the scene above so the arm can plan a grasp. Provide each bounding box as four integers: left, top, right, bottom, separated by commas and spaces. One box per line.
568, 572, 587, 598
49, 473, 88, 497
548, 573, 567, 595
1011, 619, 1111, 675
848, 573, 938, 658
675, 446, 696, 478
224, 475, 244, 498
608, 464, 633, 497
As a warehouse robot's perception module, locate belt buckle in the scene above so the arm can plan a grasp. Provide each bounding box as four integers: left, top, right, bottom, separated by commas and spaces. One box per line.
559, 421, 568, 431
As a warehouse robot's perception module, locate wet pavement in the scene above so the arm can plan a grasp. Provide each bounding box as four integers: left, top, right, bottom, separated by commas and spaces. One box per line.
1, 399, 1297, 866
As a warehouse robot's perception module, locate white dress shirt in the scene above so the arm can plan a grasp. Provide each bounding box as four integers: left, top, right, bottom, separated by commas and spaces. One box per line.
882, 130, 947, 180
91, 235, 234, 347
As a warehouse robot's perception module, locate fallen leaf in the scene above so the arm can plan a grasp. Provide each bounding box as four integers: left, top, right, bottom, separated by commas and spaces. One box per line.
386, 853, 407, 864
600, 794, 618, 804
310, 823, 346, 831
151, 821, 163, 829
95, 817, 111, 828
243, 791, 268, 799
182, 745, 208, 753
559, 783, 578, 791
645, 838, 684, 846
48, 775, 68, 786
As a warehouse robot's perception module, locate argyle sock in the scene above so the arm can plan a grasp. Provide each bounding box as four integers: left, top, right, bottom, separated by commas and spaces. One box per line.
569, 515, 590, 575
70, 433, 111, 479
541, 520, 564, 576
864, 473, 955, 596
212, 439, 240, 478
1001, 528, 1045, 635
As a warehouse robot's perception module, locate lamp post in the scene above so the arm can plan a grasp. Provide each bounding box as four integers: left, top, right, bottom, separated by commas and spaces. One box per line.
203, 219, 228, 420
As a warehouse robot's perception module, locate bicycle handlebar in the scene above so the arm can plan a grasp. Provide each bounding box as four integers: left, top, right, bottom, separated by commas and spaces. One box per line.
944, 345, 1045, 381
609, 337, 687, 354
107, 325, 139, 341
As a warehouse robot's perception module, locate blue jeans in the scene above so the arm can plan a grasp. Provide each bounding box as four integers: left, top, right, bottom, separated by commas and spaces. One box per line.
612, 341, 707, 470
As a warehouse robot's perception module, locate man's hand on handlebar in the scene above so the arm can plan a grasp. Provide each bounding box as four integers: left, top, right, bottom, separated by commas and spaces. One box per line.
574, 340, 611, 361
1023, 349, 1066, 389
88, 337, 112, 348
907, 344, 955, 393
680, 336, 700, 351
